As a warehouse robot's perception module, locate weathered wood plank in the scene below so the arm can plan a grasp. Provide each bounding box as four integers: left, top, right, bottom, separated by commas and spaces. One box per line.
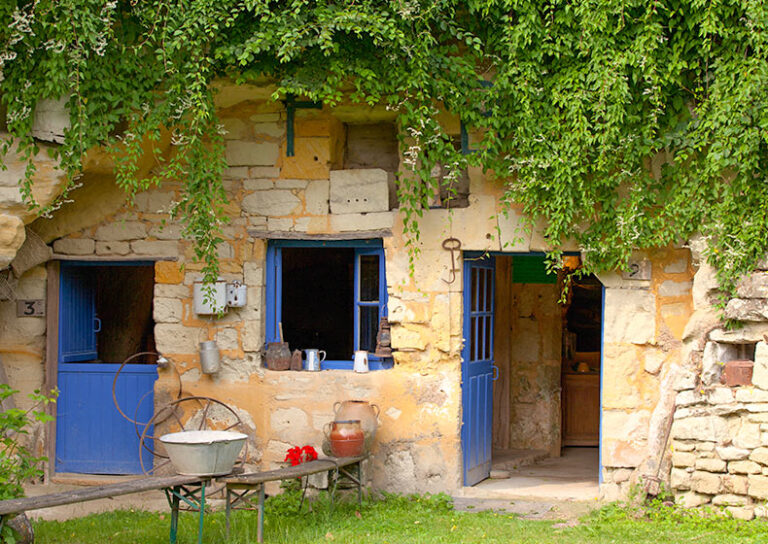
0, 475, 204, 515
492, 256, 512, 450
221, 456, 365, 486
51, 254, 177, 262
247, 229, 391, 240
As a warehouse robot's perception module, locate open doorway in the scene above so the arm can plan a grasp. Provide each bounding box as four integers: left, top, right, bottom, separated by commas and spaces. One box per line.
463, 254, 602, 498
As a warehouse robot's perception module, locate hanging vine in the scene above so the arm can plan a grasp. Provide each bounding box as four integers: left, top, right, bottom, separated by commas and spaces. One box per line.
1, 1, 767, 290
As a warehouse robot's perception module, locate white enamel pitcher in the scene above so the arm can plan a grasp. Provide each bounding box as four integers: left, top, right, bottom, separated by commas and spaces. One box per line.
304, 349, 326, 371
353, 350, 369, 373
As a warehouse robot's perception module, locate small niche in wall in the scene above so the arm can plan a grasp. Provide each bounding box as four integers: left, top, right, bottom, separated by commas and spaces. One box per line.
343, 122, 399, 209
703, 341, 757, 386
344, 123, 399, 171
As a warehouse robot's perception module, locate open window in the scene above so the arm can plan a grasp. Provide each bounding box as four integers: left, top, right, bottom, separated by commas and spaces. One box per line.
265, 239, 392, 370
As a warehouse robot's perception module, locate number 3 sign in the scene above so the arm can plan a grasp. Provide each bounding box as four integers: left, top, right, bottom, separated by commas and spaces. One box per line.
16, 299, 45, 317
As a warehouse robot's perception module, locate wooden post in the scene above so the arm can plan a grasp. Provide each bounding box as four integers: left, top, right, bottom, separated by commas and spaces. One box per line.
492, 256, 512, 450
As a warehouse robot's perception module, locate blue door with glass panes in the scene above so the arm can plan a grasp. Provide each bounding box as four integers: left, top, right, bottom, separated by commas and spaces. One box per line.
462, 255, 496, 486
55, 262, 155, 475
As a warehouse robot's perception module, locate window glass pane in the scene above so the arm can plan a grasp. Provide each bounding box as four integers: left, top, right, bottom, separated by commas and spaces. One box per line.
471, 268, 479, 312
359, 305, 379, 352
484, 315, 492, 360
359, 255, 379, 302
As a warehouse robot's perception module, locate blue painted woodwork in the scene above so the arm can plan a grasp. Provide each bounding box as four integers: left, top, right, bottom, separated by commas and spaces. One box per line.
56, 262, 155, 475
265, 240, 390, 370
56, 363, 155, 474
58, 265, 97, 362
462, 255, 495, 486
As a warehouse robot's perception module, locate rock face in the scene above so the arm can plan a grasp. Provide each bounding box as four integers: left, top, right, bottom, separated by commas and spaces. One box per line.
15, 80, 768, 505
668, 263, 768, 517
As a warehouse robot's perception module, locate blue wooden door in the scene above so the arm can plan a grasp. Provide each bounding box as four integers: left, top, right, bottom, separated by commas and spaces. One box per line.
462, 256, 495, 486
58, 266, 97, 362
55, 263, 155, 475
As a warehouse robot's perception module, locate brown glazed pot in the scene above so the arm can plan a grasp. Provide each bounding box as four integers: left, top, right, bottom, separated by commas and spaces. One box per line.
722, 360, 754, 386
333, 400, 379, 451
325, 420, 365, 458
265, 342, 291, 370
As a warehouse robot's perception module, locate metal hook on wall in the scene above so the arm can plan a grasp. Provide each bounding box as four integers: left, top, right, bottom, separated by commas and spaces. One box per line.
442, 237, 462, 284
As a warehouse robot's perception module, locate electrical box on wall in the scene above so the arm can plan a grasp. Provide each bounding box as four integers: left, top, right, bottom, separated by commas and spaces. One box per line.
226, 281, 247, 308
194, 278, 247, 315
193, 278, 227, 315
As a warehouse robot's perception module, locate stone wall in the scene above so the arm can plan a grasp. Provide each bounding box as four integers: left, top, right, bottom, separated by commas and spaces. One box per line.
1, 81, 719, 499
599, 248, 695, 500
31, 89, 607, 491
25, 96, 497, 492
494, 276, 562, 456
667, 242, 768, 519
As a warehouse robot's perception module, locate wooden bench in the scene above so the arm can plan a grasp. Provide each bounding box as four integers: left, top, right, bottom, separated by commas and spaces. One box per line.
0, 456, 366, 544
0, 474, 210, 544
222, 456, 367, 543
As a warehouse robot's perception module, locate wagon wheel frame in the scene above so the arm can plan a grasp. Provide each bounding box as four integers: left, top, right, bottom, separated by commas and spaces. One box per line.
139, 396, 249, 476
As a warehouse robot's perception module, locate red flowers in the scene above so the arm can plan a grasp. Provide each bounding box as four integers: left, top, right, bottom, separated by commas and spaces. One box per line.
284, 445, 318, 466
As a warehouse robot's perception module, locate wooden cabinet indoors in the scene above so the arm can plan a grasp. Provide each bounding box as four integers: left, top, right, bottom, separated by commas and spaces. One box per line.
562, 372, 600, 446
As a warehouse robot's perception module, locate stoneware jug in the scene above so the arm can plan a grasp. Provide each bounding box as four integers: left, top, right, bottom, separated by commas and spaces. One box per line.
324, 419, 365, 457
353, 350, 369, 373
334, 400, 379, 452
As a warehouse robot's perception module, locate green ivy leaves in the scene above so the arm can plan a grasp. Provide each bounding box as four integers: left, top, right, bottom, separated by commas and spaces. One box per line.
1, 1, 767, 292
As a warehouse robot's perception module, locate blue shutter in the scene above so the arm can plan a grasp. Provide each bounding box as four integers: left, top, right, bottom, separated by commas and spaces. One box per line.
354, 248, 387, 356
265, 244, 282, 344
59, 265, 98, 362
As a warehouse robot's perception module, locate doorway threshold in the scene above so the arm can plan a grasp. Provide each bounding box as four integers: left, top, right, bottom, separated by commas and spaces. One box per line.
457, 447, 600, 502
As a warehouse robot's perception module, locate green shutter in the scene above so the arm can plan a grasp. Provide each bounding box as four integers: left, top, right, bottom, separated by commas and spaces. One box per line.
511, 255, 557, 284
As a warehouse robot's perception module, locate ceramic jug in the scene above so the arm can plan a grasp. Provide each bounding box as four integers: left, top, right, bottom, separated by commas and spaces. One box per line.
353, 350, 369, 373
265, 342, 291, 370
324, 419, 365, 457
334, 400, 379, 451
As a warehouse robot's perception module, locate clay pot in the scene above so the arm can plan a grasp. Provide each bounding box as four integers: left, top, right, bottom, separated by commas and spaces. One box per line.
334, 400, 380, 452
722, 360, 753, 387
265, 342, 291, 370
325, 420, 365, 458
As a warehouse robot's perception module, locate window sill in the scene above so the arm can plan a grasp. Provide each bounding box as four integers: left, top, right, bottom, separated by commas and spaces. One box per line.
309, 359, 394, 371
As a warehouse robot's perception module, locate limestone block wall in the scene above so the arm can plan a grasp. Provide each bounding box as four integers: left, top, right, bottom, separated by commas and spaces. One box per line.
667, 251, 768, 519
3, 82, 715, 498
31, 98, 488, 492
36, 92, 606, 491
495, 280, 562, 456
599, 248, 695, 499
0, 265, 47, 409
0, 264, 48, 460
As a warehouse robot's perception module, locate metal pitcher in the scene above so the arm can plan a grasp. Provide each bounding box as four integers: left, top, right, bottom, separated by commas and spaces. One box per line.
304, 349, 326, 371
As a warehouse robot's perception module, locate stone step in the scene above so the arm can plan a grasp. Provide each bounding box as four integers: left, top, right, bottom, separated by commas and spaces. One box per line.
451, 496, 595, 521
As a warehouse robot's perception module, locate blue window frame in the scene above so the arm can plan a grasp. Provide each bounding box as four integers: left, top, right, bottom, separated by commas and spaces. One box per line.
265, 239, 392, 370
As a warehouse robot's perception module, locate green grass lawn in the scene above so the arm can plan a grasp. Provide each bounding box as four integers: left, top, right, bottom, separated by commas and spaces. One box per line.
31, 493, 768, 544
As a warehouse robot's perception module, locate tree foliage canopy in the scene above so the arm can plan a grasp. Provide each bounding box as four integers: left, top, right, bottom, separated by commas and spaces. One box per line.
2, 1, 767, 289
